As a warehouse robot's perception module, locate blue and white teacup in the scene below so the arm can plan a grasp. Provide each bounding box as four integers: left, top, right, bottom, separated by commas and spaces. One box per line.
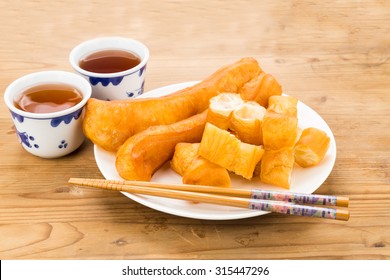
3, 71, 92, 158
69, 37, 149, 100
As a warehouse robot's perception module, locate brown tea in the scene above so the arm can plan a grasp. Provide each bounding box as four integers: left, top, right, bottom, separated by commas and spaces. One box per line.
14, 83, 83, 113
79, 49, 141, 73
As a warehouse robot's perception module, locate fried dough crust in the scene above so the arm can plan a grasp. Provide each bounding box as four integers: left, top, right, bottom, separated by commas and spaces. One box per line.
83, 57, 261, 152
116, 111, 207, 181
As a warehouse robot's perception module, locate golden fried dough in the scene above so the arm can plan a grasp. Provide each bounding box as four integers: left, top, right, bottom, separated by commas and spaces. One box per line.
83, 57, 262, 152
239, 72, 282, 107
171, 143, 200, 176
267, 95, 298, 117
116, 111, 207, 181
199, 123, 264, 179
259, 95, 298, 188
183, 156, 231, 188
260, 148, 295, 189
294, 127, 330, 167
262, 111, 298, 150
206, 93, 244, 130
171, 143, 231, 188
230, 101, 266, 145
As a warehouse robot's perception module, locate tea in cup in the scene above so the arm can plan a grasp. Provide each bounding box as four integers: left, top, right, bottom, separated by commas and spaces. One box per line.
69, 37, 149, 100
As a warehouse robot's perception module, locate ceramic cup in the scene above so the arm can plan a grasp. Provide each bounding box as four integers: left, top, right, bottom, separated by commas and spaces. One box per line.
69, 37, 149, 100
3, 71, 92, 158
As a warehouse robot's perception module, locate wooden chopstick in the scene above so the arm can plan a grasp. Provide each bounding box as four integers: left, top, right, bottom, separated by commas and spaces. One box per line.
68, 178, 350, 221
69, 178, 349, 207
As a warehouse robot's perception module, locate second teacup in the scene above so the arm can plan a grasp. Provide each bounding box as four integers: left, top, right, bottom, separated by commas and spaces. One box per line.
69, 37, 149, 101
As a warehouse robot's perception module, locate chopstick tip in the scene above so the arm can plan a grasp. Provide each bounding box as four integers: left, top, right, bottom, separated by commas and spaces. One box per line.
337, 196, 350, 208
336, 209, 350, 221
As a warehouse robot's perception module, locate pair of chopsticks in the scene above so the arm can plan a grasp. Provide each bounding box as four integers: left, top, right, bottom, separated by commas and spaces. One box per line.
68, 178, 350, 221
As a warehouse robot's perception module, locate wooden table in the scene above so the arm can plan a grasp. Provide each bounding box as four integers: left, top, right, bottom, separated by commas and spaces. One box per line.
1, 0, 389, 260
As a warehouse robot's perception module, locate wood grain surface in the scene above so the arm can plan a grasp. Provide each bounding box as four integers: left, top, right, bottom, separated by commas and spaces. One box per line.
0, 0, 389, 259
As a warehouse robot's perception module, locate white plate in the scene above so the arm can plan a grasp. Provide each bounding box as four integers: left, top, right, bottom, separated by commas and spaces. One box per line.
94, 81, 336, 220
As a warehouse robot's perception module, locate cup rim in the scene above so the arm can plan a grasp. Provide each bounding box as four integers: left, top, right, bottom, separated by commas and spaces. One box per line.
69, 36, 149, 78
4, 70, 92, 119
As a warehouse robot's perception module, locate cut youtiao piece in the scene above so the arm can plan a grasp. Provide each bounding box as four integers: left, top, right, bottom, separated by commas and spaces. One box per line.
260, 148, 295, 189
83, 57, 262, 152
262, 111, 298, 150
171, 143, 231, 188
240, 72, 282, 107
294, 127, 330, 167
267, 95, 298, 117
116, 111, 207, 181
230, 101, 266, 145
206, 93, 244, 130
171, 143, 200, 176
199, 123, 264, 179
183, 156, 231, 188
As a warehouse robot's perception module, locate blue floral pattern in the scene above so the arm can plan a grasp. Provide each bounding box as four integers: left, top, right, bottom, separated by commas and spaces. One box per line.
58, 140, 68, 149
89, 76, 124, 86
10, 107, 83, 151
16, 131, 39, 149
139, 65, 146, 76
10, 107, 83, 127
87, 64, 146, 87
126, 81, 145, 98
51, 107, 83, 127
11, 111, 24, 123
